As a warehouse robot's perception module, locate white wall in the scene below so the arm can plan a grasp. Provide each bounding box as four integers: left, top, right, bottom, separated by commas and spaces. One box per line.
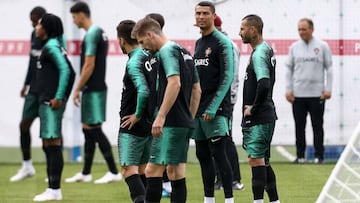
1, 0, 359, 147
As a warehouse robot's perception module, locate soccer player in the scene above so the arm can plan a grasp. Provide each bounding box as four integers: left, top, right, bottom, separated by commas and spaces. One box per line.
65, 1, 122, 184
192, 1, 234, 203
145, 12, 172, 198
239, 14, 280, 203
33, 13, 75, 201
131, 17, 201, 203
10, 6, 46, 182
116, 19, 155, 203
212, 14, 244, 191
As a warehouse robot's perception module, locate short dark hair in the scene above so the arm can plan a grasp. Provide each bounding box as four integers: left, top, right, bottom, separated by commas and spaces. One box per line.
242, 14, 263, 34
197, 1, 215, 13
116, 20, 137, 45
131, 17, 162, 39
30, 6, 46, 19
40, 13, 64, 38
70, 1, 90, 17
299, 18, 314, 30
146, 13, 165, 29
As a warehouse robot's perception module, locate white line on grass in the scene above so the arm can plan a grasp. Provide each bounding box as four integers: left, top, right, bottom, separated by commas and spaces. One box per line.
275, 146, 296, 161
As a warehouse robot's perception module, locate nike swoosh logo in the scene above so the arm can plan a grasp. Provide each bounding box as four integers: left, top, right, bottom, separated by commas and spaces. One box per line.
210, 137, 222, 143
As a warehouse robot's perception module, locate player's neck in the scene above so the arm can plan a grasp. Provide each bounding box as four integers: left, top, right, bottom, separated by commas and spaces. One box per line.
126, 44, 138, 54
83, 19, 93, 31
201, 26, 215, 36
251, 36, 263, 49
157, 34, 168, 50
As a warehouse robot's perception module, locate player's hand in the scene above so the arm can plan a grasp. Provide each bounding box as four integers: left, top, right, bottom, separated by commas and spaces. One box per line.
20, 85, 28, 98
121, 114, 140, 130
49, 98, 62, 109
202, 113, 213, 121
321, 91, 331, 100
243, 105, 252, 117
73, 90, 81, 107
151, 114, 165, 137
285, 92, 295, 103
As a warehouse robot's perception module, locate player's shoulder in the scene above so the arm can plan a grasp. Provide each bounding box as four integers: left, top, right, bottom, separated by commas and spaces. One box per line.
86, 25, 106, 39
128, 47, 149, 64
254, 42, 272, 54
159, 41, 180, 55
213, 29, 232, 44
250, 42, 273, 62
44, 38, 60, 50
87, 25, 102, 33
164, 41, 178, 49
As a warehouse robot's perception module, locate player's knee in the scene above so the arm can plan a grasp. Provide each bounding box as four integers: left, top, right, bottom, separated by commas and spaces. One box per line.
138, 164, 147, 174
248, 157, 265, 167
19, 119, 32, 132
121, 166, 136, 178
167, 164, 185, 180
145, 163, 164, 177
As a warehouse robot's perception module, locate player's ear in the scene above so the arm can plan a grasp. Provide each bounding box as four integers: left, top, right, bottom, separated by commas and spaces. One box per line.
146, 31, 153, 39
120, 37, 125, 45
250, 25, 256, 34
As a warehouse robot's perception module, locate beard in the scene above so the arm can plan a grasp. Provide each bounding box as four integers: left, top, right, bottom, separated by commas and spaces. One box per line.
241, 36, 250, 44
120, 46, 127, 54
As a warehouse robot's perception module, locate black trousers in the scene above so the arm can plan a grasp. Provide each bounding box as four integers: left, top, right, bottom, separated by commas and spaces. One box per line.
214, 115, 242, 183
292, 97, 325, 159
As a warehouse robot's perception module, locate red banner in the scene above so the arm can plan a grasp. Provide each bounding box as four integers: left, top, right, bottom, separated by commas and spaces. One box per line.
1, 39, 360, 56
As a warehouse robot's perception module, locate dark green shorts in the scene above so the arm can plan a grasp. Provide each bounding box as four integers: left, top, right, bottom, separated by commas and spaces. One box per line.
191, 116, 229, 141
118, 133, 152, 166
39, 103, 66, 139
149, 127, 192, 165
22, 94, 39, 119
81, 90, 106, 125
242, 121, 275, 164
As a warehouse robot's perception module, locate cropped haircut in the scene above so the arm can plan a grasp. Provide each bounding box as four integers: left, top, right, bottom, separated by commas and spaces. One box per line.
40, 13, 64, 38
131, 17, 162, 39
299, 18, 314, 30
70, 1, 90, 17
242, 14, 263, 35
116, 20, 138, 46
197, 1, 215, 13
146, 13, 165, 29
30, 6, 46, 19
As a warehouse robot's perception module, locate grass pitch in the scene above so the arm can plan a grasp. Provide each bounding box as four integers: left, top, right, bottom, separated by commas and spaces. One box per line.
0, 146, 334, 202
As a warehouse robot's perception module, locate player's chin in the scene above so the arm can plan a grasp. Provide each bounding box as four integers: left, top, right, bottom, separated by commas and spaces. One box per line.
241, 38, 250, 44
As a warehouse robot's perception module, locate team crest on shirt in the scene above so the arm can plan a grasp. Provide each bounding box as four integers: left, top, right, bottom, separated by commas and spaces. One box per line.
313, 48, 320, 55
205, 47, 212, 57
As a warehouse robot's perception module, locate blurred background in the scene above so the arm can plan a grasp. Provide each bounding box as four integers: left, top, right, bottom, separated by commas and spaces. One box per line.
0, 0, 359, 160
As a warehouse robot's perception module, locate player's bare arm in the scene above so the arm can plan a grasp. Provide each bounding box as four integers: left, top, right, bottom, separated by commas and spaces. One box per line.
152, 75, 180, 137
73, 55, 95, 106
190, 82, 201, 118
